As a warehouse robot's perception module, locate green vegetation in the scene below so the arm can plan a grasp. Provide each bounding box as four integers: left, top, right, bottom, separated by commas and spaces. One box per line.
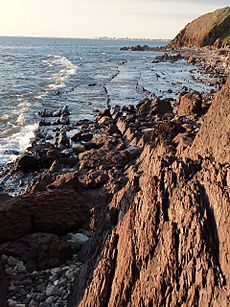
213, 6, 230, 27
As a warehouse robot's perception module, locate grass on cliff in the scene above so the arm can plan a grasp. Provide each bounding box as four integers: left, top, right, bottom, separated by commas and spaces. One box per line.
213, 6, 230, 27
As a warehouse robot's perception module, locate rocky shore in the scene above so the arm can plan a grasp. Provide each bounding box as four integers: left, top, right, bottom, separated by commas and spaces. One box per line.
0, 31, 230, 307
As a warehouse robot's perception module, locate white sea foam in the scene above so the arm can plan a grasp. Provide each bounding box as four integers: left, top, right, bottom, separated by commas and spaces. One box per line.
0, 122, 38, 166
45, 55, 77, 91
17, 123, 38, 151
15, 99, 31, 126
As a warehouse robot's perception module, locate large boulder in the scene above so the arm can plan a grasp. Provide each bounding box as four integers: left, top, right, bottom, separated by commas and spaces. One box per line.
167, 7, 230, 48
1, 233, 72, 270
0, 189, 89, 242
136, 98, 172, 117
177, 91, 202, 116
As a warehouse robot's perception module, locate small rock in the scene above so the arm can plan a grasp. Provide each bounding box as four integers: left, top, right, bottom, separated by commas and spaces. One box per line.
54, 280, 59, 286
5, 267, 15, 275
36, 293, 46, 302
16, 261, 26, 273
46, 284, 55, 296
72, 143, 85, 154
125, 146, 142, 159
45, 296, 55, 305
68, 233, 89, 245
22, 278, 32, 286
1, 254, 8, 263
29, 300, 37, 307
7, 299, 17, 307
65, 270, 74, 281
7, 256, 20, 267
8, 285, 16, 292
98, 116, 113, 125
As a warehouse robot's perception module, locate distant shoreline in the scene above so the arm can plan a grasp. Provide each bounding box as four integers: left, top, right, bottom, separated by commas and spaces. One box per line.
0, 35, 170, 42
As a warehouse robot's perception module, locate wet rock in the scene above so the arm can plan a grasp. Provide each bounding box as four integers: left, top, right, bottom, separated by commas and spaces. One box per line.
72, 143, 85, 154
120, 45, 153, 52
15, 154, 38, 172
152, 53, 183, 63
71, 132, 93, 143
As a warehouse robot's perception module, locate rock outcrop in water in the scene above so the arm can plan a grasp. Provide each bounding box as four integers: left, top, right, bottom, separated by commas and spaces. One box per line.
69, 78, 230, 306
167, 7, 230, 48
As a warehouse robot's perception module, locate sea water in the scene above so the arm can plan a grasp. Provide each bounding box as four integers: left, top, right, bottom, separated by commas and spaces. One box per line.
0, 36, 213, 166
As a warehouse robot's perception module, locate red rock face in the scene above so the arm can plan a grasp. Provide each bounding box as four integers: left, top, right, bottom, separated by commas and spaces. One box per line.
69, 79, 230, 306
0, 189, 90, 242
70, 145, 230, 307
189, 77, 230, 164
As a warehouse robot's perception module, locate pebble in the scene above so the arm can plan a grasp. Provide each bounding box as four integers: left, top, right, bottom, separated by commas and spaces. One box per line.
16, 262, 26, 273
46, 285, 55, 297
7, 256, 20, 267
4, 254, 82, 306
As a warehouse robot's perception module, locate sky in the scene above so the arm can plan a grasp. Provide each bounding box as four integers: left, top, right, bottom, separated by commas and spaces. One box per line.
0, 0, 229, 39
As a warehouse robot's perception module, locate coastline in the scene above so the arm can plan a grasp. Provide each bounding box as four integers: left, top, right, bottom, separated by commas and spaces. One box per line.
0, 46, 229, 306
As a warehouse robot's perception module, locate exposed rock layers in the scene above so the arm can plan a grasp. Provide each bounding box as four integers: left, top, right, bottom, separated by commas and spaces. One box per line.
69, 78, 230, 306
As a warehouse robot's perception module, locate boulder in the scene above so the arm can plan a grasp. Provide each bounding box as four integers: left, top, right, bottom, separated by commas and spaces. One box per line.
177, 91, 202, 116
0, 189, 89, 242
1, 233, 72, 270
136, 98, 172, 117
98, 116, 113, 126
15, 154, 38, 171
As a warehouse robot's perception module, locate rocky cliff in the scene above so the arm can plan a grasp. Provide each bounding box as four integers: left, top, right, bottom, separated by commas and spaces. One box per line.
168, 7, 230, 48
69, 78, 230, 306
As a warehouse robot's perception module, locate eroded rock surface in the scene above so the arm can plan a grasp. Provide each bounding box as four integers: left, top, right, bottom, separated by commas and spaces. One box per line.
189, 77, 230, 163
69, 78, 230, 306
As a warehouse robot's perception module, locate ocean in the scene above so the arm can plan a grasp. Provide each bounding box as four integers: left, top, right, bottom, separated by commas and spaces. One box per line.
0, 37, 214, 166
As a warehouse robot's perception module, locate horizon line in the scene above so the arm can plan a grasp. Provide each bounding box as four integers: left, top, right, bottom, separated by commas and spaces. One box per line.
0, 34, 172, 41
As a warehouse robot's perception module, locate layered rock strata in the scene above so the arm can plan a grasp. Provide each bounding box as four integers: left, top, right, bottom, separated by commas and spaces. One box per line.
69, 78, 230, 306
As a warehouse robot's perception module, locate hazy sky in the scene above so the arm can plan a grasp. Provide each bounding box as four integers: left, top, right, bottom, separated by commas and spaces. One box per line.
0, 0, 229, 39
